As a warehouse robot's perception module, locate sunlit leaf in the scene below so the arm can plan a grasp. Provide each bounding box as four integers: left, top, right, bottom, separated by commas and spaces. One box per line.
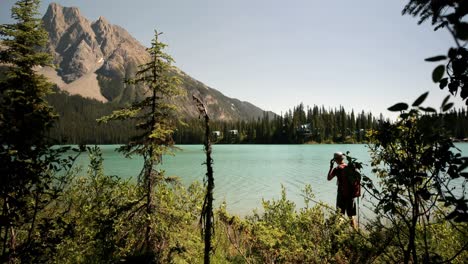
412, 92, 429, 107
388, 103, 408, 112
432, 65, 445, 83
424, 55, 447, 62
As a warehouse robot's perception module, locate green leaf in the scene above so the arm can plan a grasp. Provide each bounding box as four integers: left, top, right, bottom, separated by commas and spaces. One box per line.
442, 102, 454, 112
439, 78, 448, 89
448, 48, 457, 59
441, 95, 450, 108
400, 113, 410, 119
388, 103, 408, 112
419, 189, 431, 200
455, 22, 468, 40
432, 65, 445, 83
458, 160, 468, 173
424, 55, 447, 62
412, 92, 429, 107
419, 107, 437, 113
383, 204, 394, 214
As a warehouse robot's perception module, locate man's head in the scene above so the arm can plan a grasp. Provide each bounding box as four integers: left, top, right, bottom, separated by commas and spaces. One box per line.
333, 152, 344, 163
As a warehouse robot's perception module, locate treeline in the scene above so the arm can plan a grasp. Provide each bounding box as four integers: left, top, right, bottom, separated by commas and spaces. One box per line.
47, 90, 468, 145
46, 89, 138, 144
176, 104, 381, 144
47, 90, 382, 144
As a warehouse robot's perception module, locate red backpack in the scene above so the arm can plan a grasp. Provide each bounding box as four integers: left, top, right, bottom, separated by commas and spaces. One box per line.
337, 164, 361, 198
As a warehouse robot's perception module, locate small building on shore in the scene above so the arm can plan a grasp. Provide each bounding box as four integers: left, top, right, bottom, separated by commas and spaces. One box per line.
297, 124, 311, 134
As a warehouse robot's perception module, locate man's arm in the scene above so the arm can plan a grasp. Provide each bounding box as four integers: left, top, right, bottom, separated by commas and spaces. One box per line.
327, 159, 335, 181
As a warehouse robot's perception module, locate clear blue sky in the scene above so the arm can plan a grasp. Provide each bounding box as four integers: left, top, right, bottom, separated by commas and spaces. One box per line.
1, 0, 465, 118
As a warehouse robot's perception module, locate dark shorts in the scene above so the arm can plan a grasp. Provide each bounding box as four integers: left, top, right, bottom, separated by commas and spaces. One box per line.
336, 194, 356, 217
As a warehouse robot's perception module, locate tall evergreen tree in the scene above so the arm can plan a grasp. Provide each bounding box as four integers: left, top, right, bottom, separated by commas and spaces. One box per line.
99, 31, 183, 262
0, 0, 76, 261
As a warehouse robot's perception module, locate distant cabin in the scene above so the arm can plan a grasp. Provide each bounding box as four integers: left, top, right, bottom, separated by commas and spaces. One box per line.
229, 130, 238, 136
297, 124, 311, 134
212, 131, 221, 137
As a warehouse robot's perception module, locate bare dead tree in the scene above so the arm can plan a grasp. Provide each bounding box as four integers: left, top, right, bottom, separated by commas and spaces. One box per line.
193, 95, 214, 264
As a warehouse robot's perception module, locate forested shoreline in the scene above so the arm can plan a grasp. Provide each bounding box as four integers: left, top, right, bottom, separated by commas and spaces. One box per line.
47, 89, 468, 145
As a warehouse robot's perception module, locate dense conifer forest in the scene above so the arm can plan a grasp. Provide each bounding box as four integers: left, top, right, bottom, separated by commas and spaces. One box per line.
47, 89, 468, 145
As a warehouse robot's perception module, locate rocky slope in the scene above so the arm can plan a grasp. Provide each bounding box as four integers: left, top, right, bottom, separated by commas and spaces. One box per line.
39, 3, 271, 120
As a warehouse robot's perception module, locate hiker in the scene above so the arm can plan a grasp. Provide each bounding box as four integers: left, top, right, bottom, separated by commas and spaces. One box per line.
327, 152, 358, 229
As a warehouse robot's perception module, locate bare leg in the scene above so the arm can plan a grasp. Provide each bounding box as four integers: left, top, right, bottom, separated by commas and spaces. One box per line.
350, 216, 358, 230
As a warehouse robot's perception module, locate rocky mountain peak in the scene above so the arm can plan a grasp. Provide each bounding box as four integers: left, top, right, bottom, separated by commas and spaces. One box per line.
96, 16, 109, 24
61, 6, 81, 23
40, 3, 270, 120
43, 3, 106, 82
42, 3, 148, 83
92, 16, 110, 35
91, 16, 115, 55
43, 3, 79, 45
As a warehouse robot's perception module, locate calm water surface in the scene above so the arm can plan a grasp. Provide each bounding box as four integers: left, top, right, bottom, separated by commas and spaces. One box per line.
69, 144, 468, 217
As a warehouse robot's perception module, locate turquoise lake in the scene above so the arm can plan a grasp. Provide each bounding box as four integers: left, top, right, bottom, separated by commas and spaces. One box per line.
68, 144, 468, 218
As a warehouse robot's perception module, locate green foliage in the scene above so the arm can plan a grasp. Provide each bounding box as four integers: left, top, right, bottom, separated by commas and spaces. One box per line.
411, 91, 429, 107
51, 146, 139, 263
218, 185, 339, 263
432, 64, 445, 83
424, 55, 447, 62
44, 91, 468, 145
45, 146, 205, 263
48, 95, 385, 144
404, 0, 468, 103
0, 0, 80, 261
2, 1, 467, 263
98, 31, 183, 160
46, 88, 138, 144
216, 185, 399, 263
420, 214, 468, 262
388, 102, 409, 112
98, 30, 185, 261
214, 183, 467, 264
363, 93, 468, 263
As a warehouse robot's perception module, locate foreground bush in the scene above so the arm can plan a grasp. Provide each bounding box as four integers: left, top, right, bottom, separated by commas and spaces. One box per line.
215, 185, 467, 264
33, 148, 466, 263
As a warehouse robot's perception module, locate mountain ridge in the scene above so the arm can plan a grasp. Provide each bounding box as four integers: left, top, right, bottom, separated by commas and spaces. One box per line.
38, 2, 273, 121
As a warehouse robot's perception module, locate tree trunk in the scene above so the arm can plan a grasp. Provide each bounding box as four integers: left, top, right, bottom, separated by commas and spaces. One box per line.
404, 194, 419, 264
144, 159, 156, 257
193, 95, 214, 264
203, 114, 214, 264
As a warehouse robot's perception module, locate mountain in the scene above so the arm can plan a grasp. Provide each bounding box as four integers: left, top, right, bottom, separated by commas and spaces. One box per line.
39, 3, 272, 121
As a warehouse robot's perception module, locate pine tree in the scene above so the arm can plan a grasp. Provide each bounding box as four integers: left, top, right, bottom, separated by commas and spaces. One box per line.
99, 30, 183, 261
0, 0, 72, 261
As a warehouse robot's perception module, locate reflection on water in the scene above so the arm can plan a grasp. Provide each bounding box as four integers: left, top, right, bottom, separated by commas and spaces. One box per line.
67, 144, 468, 217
